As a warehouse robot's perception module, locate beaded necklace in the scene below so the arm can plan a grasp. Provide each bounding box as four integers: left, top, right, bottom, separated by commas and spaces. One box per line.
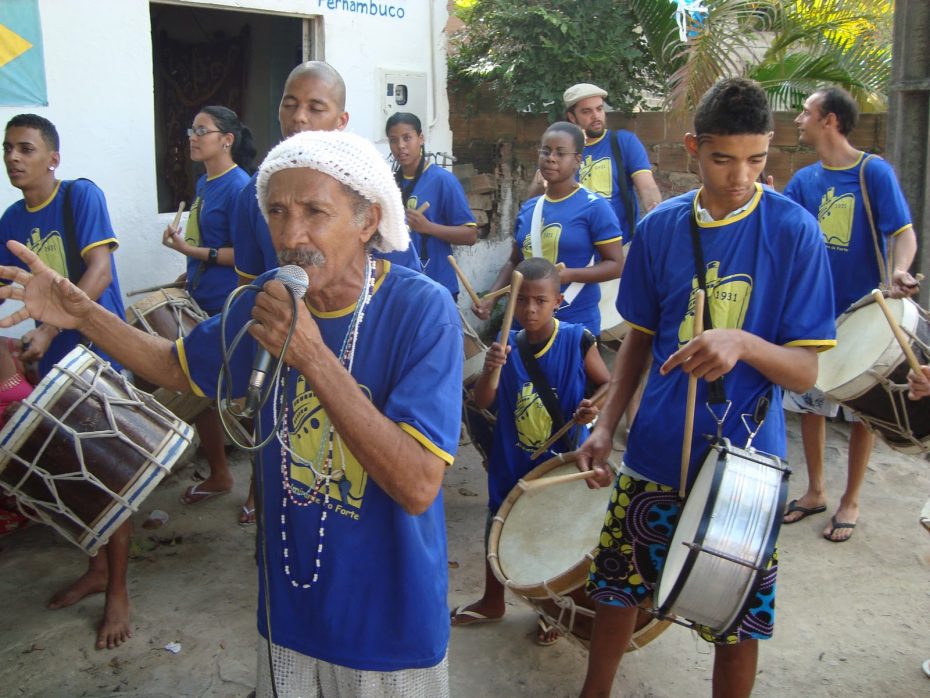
275, 255, 377, 589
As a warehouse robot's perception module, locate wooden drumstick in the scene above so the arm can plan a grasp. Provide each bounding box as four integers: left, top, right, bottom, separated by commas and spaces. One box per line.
679, 289, 705, 500
871, 289, 923, 374
487, 270, 524, 391
483, 263, 566, 302
448, 255, 481, 308
415, 201, 430, 213
531, 384, 610, 459
521, 468, 598, 491
126, 281, 185, 297
171, 201, 186, 230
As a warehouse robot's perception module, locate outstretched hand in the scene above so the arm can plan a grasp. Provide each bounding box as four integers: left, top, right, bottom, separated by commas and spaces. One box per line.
0, 241, 94, 330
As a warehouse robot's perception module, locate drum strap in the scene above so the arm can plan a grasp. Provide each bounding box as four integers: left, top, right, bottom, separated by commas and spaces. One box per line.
61, 179, 90, 283
859, 154, 889, 289
608, 129, 636, 236
395, 156, 428, 265
688, 210, 727, 404
515, 330, 577, 453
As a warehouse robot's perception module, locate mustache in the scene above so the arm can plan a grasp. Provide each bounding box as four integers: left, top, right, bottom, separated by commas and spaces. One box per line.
278, 248, 326, 268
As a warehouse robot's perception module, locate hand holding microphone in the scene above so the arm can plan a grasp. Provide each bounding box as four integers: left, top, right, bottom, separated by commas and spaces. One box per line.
244, 265, 310, 417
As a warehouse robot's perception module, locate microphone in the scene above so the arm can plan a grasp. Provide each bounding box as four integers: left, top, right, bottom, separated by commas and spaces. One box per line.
244, 265, 310, 416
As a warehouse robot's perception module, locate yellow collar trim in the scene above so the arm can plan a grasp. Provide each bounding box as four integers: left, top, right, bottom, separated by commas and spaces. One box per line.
307, 260, 390, 318
545, 186, 581, 204
692, 183, 763, 228
534, 319, 560, 358
207, 164, 238, 181
26, 180, 62, 213
822, 151, 865, 171
403, 161, 430, 180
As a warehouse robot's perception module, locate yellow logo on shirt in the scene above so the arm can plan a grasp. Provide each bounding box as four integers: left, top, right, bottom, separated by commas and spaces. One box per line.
287, 374, 370, 515
521, 222, 562, 263
580, 154, 613, 199
514, 381, 552, 452
817, 187, 855, 250
184, 197, 202, 247
678, 262, 753, 345
27, 228, 68, 278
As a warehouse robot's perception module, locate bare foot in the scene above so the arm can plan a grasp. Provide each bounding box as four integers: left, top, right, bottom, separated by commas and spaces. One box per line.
822, 502, 859, 542
96, 589, 132, 650
782, 493, 827, 524
47, 568, 107, 609
450, 599, 504, 626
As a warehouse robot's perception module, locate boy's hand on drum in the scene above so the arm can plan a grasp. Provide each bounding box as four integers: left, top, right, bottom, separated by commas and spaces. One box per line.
907, 366, 930, 401
574, 427, 614, 489
890, 269, 920, 298
574, 398, 598, 425
661, 328, 744, 382
482, 342, 509, 372
0, 241, 93, 332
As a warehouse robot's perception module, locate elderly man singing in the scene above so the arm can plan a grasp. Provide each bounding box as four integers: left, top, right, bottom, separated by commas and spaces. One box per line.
0, 131, 463, 697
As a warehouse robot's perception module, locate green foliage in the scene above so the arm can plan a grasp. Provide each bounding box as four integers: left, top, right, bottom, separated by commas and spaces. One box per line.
448, 0, 657, 120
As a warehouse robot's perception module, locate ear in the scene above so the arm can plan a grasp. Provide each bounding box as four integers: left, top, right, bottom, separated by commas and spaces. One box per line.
49, 151, 61, 170
684, 132, 699, 157
566, 110, 578, 125
358, 202, 382, 245
336, 111, 350, 132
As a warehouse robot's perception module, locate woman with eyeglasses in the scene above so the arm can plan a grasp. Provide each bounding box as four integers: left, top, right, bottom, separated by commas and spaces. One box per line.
385, 112, 477, 299
162, 105, 255, 505
472, 121, 624, 336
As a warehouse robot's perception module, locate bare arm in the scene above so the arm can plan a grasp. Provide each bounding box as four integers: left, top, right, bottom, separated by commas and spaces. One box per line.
560, 240, 624, 284
472, 242, 522, 320
573, 342, 612, 424
162, 224, 235, 266
251, 281, 447, 515
660, 329, 819, 394
0, 241, 188, 390
890, 226, 919, 298
405, 209, 478, 246
632, 171, 662, 214
471, 341, 508, 410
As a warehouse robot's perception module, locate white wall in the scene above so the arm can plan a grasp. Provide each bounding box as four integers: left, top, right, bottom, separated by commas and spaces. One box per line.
0, 0, 452, 310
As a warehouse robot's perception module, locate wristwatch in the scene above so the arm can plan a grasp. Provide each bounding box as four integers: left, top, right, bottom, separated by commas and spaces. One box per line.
207, 247, 218, 266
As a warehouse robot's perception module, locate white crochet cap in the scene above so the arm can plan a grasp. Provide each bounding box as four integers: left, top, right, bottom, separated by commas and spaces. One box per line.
256, 130, 408, 253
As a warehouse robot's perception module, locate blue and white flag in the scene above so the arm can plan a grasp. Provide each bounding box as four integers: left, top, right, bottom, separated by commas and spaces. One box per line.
0, 0, 47, 106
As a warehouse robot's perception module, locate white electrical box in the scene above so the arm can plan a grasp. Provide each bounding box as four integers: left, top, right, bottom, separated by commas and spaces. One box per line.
379, 69, 428, 132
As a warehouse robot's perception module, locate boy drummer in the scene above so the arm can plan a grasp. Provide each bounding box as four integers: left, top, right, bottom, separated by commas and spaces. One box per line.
575, 78, 836, 696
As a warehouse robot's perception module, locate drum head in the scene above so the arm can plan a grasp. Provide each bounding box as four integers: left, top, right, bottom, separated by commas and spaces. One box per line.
490, 458, 612, 596
817, 296, 910, 395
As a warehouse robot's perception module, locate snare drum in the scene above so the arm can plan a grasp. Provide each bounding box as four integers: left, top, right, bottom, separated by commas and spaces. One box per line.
488, 454, 670, 651
817, 295, 930, 453
126, 288, 211, 423
656, 439, 788, 636
0, 346, 195, 555
460, 309, 495, 465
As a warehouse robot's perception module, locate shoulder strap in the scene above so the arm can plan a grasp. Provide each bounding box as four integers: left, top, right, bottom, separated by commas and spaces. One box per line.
529, 195, 545, 258
688, 208, 727, 404
515, 329, 577, 452
859, 154, 888, 288
62, 179, 89, 283
608, 129, 636, 235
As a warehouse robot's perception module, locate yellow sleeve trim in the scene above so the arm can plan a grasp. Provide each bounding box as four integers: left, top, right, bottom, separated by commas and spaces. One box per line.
626, 321, 656, 336
786, 339, 837, 353
594, 235, 623, 246
399, 422, 455, 466
81, 238, 119, 256
631, 169, 652, 177
463, 222, 478, 227
175, 338, 208, 397
891, 224, 913, 238
235, 267, 258, 281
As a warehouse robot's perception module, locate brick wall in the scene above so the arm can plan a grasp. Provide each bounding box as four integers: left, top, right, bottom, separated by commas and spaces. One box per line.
449, 90, 888, 241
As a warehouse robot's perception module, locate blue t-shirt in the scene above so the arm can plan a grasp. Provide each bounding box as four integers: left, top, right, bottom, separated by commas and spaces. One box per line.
579, 129, 652, 237
488, 320, 590, 511
784, 153, 913, 317
184, 165, 251, 315
402, 163, 476, 295
174, 262, 461, 671
233, 172, 422, 281
514, 186, 621, 334
619, 185, 836, 488
0, 179, 125, 376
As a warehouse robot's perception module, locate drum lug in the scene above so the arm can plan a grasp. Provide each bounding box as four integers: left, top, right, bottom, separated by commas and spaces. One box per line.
681, 541, 766, 571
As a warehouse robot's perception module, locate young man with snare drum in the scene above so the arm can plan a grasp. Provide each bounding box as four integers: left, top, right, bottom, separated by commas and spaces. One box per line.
0, 113, 131, 650
575, 78, 836, 697
781, 86, 918, 542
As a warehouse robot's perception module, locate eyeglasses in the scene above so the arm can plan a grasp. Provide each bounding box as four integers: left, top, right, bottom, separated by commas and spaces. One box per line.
537, 148, 579, 158
187, 127, 223, 138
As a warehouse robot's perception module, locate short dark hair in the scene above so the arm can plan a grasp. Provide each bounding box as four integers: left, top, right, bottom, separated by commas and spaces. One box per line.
385, 111, 422, 136
515, 257, 561, 290
285, 61, 347, 111
199, 105, 257, 173
5, 113, 59, 150
814, 86, 859, 136
694, 78, 773, 137
543, 121, 585, 153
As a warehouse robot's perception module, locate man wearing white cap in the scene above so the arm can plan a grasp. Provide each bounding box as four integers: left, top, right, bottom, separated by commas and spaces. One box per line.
0, 130, 462, 697
563, 82, 662, 237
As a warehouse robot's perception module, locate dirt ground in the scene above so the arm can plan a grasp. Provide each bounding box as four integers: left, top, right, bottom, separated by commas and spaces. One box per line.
1, 411, 928, 697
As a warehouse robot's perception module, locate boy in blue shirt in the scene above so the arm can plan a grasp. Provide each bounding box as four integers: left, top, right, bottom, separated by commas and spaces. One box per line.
451, 257, 609, 645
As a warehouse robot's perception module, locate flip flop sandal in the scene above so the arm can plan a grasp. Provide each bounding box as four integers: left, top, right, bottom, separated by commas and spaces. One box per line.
535, 617, 560, 646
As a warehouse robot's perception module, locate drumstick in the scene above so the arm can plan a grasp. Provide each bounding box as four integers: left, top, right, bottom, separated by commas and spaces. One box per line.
447, 255, 481, 308
531, 383, 610, 460
126, 281, 185, 297
487, 270, 524, 391
483, 264, 566, 302
171, 201, 186, 230
520, 468, 598, 491
871, 289, 923, 374
679, 289, 705, 500
416, 201, 430, 213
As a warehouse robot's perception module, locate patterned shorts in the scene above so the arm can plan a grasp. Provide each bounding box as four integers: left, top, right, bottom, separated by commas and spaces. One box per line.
585, 472, 778, 645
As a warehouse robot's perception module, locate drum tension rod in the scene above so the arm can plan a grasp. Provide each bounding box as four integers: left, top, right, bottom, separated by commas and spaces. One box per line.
680, 541, 767, 571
